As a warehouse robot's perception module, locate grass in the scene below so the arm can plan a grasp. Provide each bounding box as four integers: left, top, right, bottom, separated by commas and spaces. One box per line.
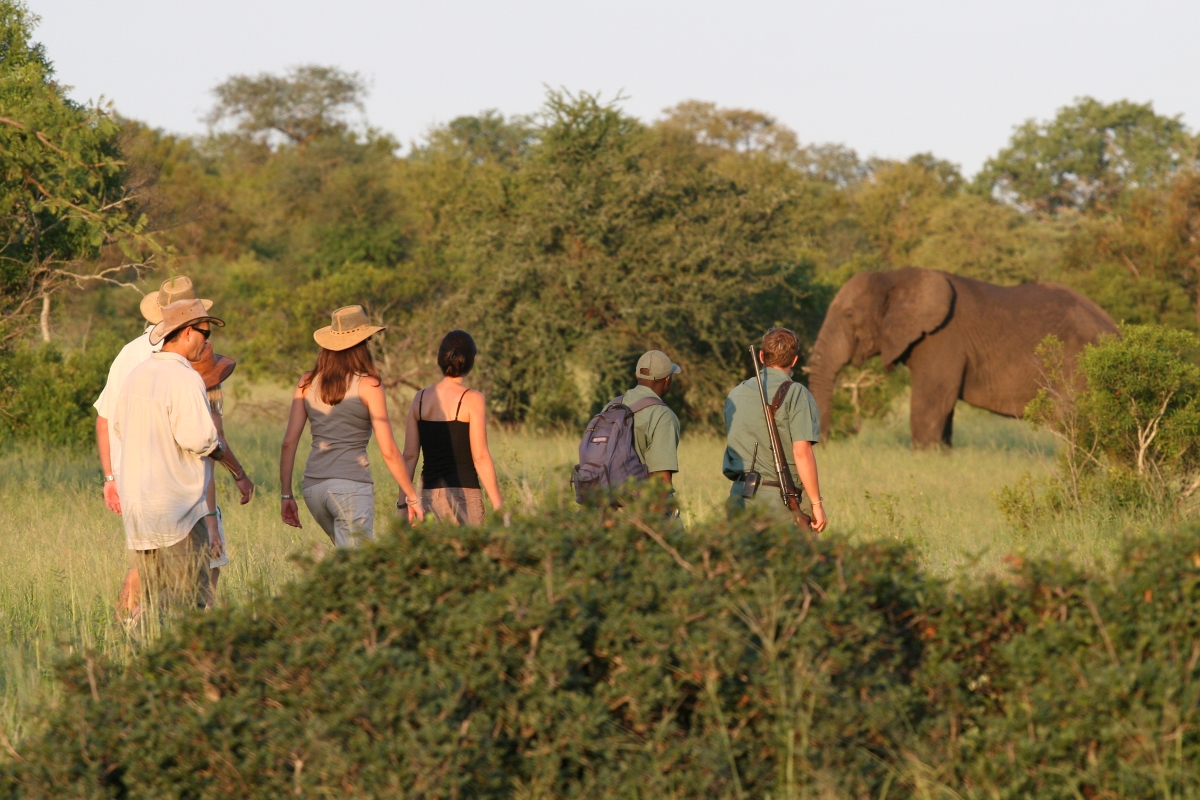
0, 389, 1158, 748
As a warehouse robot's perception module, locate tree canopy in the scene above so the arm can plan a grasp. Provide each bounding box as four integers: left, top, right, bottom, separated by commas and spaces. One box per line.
6, 43, 1200, 434
975, 97, 1198, 214
0, 0, 152, 342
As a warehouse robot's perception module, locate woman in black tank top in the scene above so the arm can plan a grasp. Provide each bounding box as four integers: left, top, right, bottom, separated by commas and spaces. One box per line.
402, 330, 504, 524
416, 388, 480, 489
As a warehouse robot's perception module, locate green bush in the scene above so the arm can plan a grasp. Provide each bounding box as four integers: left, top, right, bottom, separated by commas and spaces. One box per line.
5, 497, 1200, 798
1004, 325, 1200, 527
0, 335, 120, 449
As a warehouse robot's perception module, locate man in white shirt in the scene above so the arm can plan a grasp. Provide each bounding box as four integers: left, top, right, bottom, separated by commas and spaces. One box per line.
96, 276, 255, 617
112, 298, 228, 612
95, 276, 214, 514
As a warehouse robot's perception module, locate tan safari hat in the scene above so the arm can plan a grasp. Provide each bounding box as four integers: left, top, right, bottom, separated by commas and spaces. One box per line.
635, 350, 681, 381
140, 276, 213, 324
191, 341, 236, 389
149, 298, 225, 346
313, 305, 385, 351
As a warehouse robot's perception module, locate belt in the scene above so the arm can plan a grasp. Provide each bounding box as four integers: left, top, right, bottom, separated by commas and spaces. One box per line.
735, 473, 781, 488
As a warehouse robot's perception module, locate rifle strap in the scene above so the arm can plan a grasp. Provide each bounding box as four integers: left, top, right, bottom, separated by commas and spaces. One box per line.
769, 380, 793, 413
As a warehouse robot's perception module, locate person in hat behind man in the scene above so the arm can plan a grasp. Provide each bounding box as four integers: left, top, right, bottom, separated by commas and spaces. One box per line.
192, 342, 244, 606
623, 350, 683, 486
94, 277, 254, 619
279, 305, 424, 546
110, 299, 231, 615
722, 327, 828, 532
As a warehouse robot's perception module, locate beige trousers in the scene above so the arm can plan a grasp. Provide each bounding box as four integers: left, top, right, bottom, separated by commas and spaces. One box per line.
421, 487, 485, 525
303, 478, 375, 547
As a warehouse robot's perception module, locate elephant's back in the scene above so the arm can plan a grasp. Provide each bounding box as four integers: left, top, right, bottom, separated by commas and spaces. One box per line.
951, 276, 1118, 415
951, 276, 1117, 348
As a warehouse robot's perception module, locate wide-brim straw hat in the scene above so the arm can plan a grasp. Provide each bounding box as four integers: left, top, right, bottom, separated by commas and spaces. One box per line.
140, 276, 213, 324
149, 298, 225, 346
313, 305, 385, 351
191, 341, 236, 389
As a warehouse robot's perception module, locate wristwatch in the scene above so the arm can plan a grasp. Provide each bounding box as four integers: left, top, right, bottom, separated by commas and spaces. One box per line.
103, 475, 116, 483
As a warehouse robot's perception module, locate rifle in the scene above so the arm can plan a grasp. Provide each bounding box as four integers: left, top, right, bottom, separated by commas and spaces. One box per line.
749, 346, 813, 531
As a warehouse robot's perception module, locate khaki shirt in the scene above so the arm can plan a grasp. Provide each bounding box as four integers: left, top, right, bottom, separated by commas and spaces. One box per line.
111, 352, 219, 550
623, 385, 681, 474
722, 369, 820, 485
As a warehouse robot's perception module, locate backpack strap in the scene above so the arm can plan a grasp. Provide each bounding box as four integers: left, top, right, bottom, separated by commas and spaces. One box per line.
627, 395, 666, 414
771, 381, 794, 412
605, 394, 666, 414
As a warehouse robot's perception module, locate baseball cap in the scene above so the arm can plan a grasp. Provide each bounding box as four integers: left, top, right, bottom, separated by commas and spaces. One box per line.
635, 350, 682, 381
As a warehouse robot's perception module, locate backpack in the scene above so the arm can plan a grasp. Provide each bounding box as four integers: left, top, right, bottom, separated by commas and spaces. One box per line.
572, 394, 666, 504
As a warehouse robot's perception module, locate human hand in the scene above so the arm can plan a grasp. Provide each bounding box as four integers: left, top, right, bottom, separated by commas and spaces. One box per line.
281, 498, 302, 528
234, 473, 255, 504
103, 482, 122, 515
207, 518, 224, 558
406, 502, 424, 524
811, 503, 828, 534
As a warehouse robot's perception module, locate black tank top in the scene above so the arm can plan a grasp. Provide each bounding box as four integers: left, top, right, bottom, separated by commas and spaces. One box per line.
417, 388, 481, 490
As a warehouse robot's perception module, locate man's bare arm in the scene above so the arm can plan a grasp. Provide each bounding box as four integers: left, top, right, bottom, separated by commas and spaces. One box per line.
792, 440, 827, 533
96, 416, 121, 515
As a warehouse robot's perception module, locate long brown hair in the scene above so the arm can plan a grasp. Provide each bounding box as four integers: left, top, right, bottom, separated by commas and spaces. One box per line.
300, 340, 380, 406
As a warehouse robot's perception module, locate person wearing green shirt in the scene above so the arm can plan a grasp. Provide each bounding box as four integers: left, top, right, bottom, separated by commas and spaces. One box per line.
722, 327, 828, 532
623, 350, 682, 485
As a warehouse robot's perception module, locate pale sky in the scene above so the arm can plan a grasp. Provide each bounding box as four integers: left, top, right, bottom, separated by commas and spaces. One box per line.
31, 0, 1200, 177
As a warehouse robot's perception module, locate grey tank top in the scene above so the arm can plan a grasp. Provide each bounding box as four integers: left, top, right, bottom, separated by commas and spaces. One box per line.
302, 374, 373, 488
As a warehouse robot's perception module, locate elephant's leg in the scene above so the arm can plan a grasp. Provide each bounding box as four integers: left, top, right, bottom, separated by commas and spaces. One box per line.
907, 344, 965, 449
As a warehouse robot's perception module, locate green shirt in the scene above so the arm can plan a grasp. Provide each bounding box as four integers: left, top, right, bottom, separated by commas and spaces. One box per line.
622, 385, 681, 474
722, 369, 820, 484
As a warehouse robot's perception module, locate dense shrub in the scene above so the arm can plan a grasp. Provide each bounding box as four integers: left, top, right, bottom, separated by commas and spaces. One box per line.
0, 335, 119, 448
4, 499, 1200, 797
1001, 325, 1200, 528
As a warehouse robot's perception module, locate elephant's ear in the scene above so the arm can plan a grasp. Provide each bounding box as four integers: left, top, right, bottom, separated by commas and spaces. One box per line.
879, 268, 954, 366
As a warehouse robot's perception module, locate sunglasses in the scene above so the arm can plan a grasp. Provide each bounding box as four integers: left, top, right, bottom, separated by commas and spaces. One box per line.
191, 325, 212, 340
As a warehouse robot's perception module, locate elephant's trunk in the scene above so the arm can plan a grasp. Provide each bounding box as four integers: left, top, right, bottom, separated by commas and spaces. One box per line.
807, 321, 853, 442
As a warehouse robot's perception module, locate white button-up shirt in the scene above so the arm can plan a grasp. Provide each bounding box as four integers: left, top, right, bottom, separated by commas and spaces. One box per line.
93, 328, 161, 479
111, 351, 218, 550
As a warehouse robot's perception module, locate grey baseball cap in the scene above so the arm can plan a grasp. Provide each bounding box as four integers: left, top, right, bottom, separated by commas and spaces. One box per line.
635, 350, 681, 381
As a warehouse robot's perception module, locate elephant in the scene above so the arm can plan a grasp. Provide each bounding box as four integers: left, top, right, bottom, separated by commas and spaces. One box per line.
806, 268, 1118, 449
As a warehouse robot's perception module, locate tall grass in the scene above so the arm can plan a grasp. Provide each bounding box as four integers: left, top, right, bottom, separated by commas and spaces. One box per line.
0, 391, 1154, 748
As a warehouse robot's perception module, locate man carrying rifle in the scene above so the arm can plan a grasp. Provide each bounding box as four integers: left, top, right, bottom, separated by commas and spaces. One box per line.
722, 327, 828, 532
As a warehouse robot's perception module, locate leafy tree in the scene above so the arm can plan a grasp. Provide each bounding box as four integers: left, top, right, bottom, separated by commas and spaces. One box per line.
976, 97, 1197, 214
421, 91, 831, 428
910, 193, 1061, 285
421, 110, 535, 166
660, 99, 800, 156
851, 154, 961, 265
206, 64, 367, 148
0, 0, 154, 343
1060, 171, 1200, 330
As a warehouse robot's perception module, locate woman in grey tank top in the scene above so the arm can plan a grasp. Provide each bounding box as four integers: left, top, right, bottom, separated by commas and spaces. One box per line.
279, 306, 423, 546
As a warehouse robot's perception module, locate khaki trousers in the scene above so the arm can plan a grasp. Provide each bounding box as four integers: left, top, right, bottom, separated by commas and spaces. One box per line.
134, 518, 211, 615
421, 487, 485, 525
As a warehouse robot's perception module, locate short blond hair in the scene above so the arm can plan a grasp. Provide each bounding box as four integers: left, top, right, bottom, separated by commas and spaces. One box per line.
761, 327, 799, 368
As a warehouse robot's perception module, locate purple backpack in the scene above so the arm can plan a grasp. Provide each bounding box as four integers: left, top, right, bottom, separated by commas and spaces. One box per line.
572, 394, 666, 503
